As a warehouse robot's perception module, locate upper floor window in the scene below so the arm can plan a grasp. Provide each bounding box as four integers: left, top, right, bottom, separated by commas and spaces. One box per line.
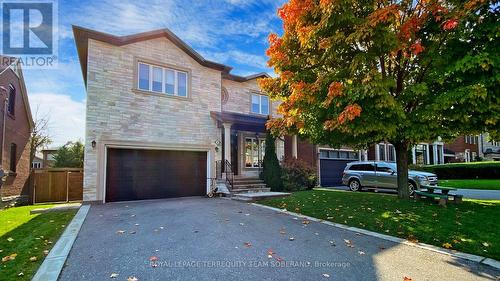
137, 62, 188, 97
7, 85, 15, 116
251, 94, 269, 115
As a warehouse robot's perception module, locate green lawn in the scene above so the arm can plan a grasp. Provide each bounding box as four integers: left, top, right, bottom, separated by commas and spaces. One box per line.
259, 189, 500, 260
0, 205, 77, 280
439, 179, 500, 190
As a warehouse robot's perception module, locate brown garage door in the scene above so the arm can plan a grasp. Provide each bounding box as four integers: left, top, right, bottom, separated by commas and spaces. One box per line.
106, 148, 207, 202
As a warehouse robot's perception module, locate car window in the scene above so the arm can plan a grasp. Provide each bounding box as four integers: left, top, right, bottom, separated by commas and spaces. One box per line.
376, 164, 393, 173
349, 164, 374, 171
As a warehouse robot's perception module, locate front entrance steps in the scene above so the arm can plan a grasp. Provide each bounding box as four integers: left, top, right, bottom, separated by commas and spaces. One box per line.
215, 176, 290, 201
231, 177, 270, 194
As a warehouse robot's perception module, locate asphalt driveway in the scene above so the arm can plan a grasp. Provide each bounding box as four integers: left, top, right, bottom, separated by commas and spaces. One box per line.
59, 197, 499, 281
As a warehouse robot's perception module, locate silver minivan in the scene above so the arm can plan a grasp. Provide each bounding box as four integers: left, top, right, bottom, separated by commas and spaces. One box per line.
341, 161, 438, 194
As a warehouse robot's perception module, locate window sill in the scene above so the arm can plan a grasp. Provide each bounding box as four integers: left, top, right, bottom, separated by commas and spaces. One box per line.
132, 88, 191, 101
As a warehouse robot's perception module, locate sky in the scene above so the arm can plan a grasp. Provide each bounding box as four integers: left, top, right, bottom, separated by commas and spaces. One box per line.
23, 0, 286, 146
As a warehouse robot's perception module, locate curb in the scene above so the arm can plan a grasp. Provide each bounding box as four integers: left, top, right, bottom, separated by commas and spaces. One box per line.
251, 203, 499, 270
32, 204, 91, 281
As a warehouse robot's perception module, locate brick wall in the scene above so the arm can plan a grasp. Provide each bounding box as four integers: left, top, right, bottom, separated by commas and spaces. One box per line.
284, 136, 318, 168
0, 66, 32, 199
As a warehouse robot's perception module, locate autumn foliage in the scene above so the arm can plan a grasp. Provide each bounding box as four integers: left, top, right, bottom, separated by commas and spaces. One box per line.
260, 0, 498, 198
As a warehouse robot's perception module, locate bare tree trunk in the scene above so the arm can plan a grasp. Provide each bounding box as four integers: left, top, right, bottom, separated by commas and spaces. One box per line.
394, 141, 410, 199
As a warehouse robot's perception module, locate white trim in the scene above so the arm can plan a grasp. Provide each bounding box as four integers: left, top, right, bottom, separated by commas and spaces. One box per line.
137, 61, 188, 97
251, 93, 269, 115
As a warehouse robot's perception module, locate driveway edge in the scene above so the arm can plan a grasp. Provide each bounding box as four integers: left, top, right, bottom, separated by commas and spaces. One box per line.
251, 203, 499, 270
32, 204, 91, 281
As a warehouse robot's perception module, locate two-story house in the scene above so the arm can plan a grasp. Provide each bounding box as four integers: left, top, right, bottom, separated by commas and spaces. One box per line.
74, 26, 304, 203
0, 56, 34, 202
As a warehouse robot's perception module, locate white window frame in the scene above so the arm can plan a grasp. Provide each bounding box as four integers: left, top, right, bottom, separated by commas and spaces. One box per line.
251, 94, 269, 115
137, 62, 189, 97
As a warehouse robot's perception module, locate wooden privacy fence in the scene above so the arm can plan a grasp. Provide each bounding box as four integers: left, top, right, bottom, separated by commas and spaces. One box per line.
32, 168, 83, 204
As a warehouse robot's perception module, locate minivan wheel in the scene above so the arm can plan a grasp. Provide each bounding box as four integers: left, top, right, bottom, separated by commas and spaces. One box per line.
349, 179, 361, 192
408, 181, 416, 196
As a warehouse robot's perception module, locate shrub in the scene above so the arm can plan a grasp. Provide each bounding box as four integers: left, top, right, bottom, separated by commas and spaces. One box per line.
281, 158, 317, 191
420, 161, 500, 179
262, 133, 283, 191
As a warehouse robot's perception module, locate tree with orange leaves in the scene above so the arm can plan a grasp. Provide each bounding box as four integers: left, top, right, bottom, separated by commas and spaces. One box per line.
260, 0, 499, 199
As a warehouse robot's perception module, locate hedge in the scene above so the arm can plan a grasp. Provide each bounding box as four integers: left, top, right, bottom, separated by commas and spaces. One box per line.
417, 162, 500, 179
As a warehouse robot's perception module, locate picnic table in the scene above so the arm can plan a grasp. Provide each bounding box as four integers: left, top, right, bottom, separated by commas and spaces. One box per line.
415, 185, 463, 206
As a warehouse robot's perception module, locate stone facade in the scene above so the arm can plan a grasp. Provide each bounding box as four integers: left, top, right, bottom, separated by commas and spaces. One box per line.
79, 24, 294, 202
222, 79, 278, 116
84, 38, 226, 202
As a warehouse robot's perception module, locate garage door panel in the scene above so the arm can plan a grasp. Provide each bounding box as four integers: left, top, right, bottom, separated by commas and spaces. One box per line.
106, 149, 206, 202
320, 159, 352, 187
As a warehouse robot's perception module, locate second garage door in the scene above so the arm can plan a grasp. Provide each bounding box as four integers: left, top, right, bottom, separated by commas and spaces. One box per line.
106, 148, 207, 202
319, 149, 359, 187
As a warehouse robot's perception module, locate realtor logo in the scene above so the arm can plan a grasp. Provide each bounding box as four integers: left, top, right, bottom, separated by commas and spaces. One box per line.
1, 0, 58, 68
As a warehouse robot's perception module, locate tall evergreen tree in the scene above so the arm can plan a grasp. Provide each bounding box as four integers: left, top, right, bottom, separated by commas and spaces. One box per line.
262, 132, 283, 191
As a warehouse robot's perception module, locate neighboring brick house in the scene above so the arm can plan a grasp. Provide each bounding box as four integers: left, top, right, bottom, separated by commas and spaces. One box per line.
444, 135, 480, 163
0, 57, 34, 201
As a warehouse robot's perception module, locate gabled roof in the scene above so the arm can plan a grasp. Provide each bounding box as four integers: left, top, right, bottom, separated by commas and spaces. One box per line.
0, 56, 34, 129
73, 26, 270, 85
222, 72, 271, 82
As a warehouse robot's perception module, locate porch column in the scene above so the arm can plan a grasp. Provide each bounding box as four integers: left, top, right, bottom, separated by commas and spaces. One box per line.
433, 144, 438, 164
223, 122, 232, 163
292, 135, 298, 158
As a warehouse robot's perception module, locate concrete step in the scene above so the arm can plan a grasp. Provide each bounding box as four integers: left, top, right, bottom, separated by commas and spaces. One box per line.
231, 187, 271, 194
233, 179, 265, 185
233, 183, 267, 189
232, 192, 291, 202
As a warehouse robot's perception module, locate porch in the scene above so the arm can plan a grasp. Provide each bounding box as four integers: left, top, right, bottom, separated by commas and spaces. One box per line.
210, 111, 292, 199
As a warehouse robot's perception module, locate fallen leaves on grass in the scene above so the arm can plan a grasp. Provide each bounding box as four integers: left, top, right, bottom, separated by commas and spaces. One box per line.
43, 250, 49, 255
442, 243, 453, 249
2, 253, 17, 262
6, 237, 14, 242
482, 242, 489, 247
29, 256, 37, 262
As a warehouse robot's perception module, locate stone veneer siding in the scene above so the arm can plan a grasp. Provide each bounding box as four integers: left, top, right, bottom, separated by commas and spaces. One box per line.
84, 38, 223, 202
222, 79, 279, 116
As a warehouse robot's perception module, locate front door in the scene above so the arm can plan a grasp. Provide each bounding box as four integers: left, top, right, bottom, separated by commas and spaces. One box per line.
244, 137, 265, 169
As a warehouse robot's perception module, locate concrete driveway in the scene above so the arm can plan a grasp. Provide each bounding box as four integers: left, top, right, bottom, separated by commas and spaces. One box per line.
59, 197, 499, 281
